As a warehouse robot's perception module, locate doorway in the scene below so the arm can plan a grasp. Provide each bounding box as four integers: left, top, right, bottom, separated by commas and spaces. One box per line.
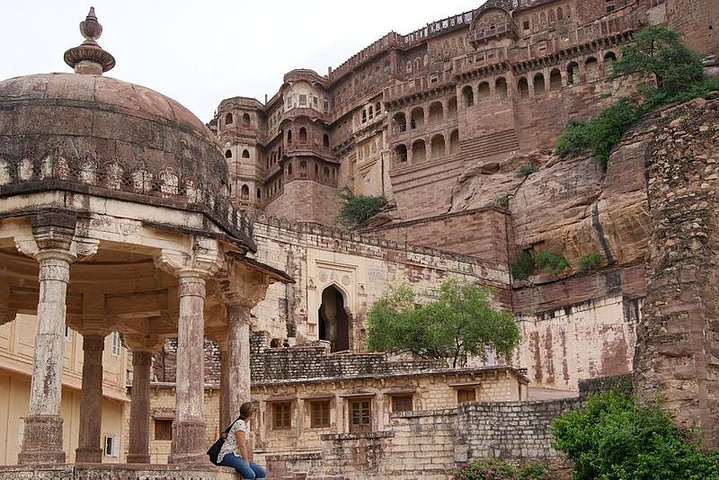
318, 285, 350, 352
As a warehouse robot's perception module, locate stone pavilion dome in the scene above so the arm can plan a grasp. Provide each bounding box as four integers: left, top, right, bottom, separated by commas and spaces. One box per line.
0, 7, 253, 250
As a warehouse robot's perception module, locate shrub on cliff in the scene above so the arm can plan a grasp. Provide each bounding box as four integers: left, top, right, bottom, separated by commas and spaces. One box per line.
336, 187, 387, 227
367, 279, 519, 368
455, 459, 550, 480
534, 251, 571, 275
555, 25, 719, 168
551, 391, 719, 480
511, 251, 534, 281
578, 252, 604, 272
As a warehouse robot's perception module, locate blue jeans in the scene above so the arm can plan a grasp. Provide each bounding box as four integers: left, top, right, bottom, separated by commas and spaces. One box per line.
219, 452, 266, 479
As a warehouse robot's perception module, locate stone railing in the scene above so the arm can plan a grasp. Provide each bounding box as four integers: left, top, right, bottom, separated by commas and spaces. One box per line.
0, 153, 254, 246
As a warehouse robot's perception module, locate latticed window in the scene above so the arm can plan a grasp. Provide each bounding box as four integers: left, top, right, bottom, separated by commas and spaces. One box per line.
391, 395, 413, 413
309, 400, 331, 428
272, 402, 292, 430
349, 399, 372, 433
154, 419, 172, 440
457, 388, 476, 404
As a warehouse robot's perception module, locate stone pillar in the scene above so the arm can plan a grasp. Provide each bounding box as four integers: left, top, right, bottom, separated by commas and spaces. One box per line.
218, 342, 230, 429
226, 304, 252, 415
170, 272, 208, 464
75, 334, 105, 463
18, 248, 74, 464
127, 350, 153, 463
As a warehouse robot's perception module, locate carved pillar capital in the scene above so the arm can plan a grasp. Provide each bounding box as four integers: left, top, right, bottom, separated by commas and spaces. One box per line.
154, 236, 223, 279
218, 262, 271, 309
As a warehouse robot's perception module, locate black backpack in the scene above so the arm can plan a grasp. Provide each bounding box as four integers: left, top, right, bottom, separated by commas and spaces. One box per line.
207, 417, 241, 465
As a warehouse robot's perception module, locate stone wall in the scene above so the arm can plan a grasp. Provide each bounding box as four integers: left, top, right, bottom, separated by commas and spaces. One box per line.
248, 215, 510, 347
636, 97, 719, 449
364, 207, 510, 265
267, 399, 581, 480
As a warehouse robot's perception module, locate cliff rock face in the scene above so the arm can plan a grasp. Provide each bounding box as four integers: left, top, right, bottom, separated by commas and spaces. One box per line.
635, 97, 719, 449
450, 131, 651, 271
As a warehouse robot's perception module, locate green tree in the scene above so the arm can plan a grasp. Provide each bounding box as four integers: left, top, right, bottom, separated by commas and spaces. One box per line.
612, 25, 704, 97
367, 279, 520, 367
336, 187, 387, 227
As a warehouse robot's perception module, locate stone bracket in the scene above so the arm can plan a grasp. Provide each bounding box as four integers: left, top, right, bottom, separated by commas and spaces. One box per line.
154, 236, 223, 278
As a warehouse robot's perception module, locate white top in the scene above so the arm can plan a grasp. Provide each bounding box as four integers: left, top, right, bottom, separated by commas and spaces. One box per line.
217, 418, 250, 463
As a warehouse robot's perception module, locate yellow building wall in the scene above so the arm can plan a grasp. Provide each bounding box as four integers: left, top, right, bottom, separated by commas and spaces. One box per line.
0, 314, 129, 465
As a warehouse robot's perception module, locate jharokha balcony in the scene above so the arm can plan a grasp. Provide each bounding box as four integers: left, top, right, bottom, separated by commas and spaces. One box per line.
468, 21, 519, 49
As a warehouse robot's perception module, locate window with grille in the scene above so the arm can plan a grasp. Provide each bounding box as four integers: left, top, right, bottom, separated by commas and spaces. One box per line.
154, 419, 172, 440
349, 399, 372, 433
391, 395, 413, 413
104, 435, 119, 457
309, 400, 331, 428
272, 402, 292, 430
110, 332, 121, 357
457, 388, 476, 404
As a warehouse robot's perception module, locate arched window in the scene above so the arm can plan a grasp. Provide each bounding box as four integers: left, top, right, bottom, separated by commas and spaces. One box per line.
567, 62, 579, 85
323, 166, 330, 180
240, 184, 249, 200
257, 188, 261, 199
393, 112, 407, 133
550, 69, 562, 90
299, 127, 307, 143
534, 73, 546, 95
462, 85, 474, 107
496, 77, 508, 98
394, 144, 408, 163
242, 149, 250, 158
410, 107, 424, 129
412, 139, 426, 163
557, 7, 564, 20
368, 105, 374, 119
585, 57, 599, 82
287, 130, 293, 144
300, 160, 307, 177
242, 113, 250, 127
518, 77, 529, 98
478, 81, 490, 100
431, 134, 446, 160
323, 134, 330, 148
225, 113, 233, 125
225, 149, 232, 159
315, 164, 319, 176
429, 102, 444, 124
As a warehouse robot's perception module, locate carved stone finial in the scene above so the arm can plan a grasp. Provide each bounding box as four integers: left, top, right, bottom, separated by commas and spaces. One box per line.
63, 7, 116, 75
80, 7, 103, 44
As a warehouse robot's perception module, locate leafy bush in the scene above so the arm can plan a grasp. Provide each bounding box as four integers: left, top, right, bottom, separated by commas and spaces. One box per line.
555, 98, 643, 168
455, 459, 550, 480
552, 391, 719, 480
555, 25, 719, 169
336, 187, 387, 227
511, 251, 534, 281
534, 251, 570, 274
516, 164, 539, 178
578, 252, 603, 272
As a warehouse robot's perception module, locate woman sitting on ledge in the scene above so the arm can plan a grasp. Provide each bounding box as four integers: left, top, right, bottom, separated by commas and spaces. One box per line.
217, 402, 267, 479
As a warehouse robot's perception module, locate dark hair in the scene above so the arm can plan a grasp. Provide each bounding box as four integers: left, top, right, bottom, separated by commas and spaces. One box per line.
239, 402, 255, 420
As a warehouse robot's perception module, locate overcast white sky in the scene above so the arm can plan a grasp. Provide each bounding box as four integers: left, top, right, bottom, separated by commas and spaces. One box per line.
1, 1, 482, 122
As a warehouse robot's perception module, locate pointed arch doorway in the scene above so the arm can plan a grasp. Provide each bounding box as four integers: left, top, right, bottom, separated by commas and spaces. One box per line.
318, 284, 350, 352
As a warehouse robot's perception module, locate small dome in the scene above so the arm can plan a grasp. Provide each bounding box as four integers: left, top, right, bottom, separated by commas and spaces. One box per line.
0, 9, 253, 250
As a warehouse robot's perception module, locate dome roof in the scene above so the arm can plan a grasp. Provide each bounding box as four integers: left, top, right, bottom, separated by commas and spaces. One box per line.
0, 9, 254, 251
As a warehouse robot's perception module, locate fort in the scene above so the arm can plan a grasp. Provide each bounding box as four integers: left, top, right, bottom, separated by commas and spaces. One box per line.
0, 1, 718, 479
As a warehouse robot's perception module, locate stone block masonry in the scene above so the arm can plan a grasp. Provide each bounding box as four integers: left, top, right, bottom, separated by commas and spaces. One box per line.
635, 97, 719, 449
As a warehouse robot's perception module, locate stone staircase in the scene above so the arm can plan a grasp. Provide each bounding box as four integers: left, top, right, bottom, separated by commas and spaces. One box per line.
460, 129, 519, 162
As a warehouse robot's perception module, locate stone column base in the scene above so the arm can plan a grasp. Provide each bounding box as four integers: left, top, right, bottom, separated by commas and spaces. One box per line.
126, 453, 152, 464
75, 447, 103, 463
18, 415, 65, 464
169, 420, 209, 465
